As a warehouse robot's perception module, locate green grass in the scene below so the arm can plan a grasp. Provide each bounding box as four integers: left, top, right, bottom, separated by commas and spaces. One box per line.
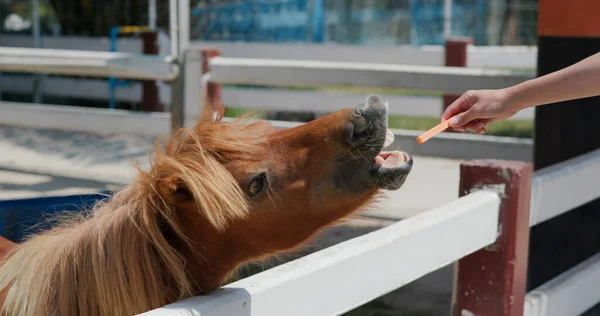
222, 84, 443, 98
224, 106, 534, 139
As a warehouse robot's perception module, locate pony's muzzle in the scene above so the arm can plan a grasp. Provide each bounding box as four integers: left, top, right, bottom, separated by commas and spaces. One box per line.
362, 94, 389, 114
372, 155, 413, 190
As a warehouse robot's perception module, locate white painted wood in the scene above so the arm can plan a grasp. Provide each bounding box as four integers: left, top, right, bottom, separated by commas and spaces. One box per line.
2, 75, 143, 102
529, 148, 600, 226
220, 87, 443, 116
0, 101, 173, 136
468, 45, 537, 69
193, 41, 445, 66
138, 191, 500, 316
0, 102, 533, 162
523, 252, 600, 316
183, 49, 204, 119
191, 41, 536, 69
1, 36, 535, 69
0, 35, 143, 53
0, 47, 178, 81
216, 87, 534, 120
0, 75, 535, 120
208, 57, 533, 94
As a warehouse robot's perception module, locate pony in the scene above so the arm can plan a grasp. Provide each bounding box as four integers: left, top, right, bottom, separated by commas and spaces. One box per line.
0, 95, 413, 316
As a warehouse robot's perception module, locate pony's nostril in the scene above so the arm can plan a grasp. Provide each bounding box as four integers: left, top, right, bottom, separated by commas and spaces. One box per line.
364, 94, 389, 112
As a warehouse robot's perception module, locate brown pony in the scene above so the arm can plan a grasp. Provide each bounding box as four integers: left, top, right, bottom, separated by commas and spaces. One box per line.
0, 95, 413, 316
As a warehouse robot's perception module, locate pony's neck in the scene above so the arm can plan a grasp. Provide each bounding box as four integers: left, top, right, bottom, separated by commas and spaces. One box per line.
163, 209, 247, 294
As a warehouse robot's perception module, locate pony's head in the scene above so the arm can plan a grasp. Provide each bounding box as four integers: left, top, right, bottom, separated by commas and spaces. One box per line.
147, 94, 413, 292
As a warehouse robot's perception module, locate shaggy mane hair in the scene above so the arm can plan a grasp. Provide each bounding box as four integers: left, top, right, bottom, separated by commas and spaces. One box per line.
0, 115, 267, 316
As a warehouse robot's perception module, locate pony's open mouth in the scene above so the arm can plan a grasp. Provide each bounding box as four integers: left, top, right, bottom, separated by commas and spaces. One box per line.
373, 150, 408, 169
371, 128, 410, 170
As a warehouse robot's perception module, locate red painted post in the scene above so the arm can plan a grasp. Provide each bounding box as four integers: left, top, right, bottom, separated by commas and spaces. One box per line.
451, 160, 533, 316
443, 37, 472, 132
201, 49, 225, 118
140, 31, 162, 112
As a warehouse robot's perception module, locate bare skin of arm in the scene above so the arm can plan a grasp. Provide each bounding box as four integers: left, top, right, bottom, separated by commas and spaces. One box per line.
442, 52, 600, 134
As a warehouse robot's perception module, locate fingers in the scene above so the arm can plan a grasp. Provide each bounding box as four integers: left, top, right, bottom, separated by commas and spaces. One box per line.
454, 119, 491, 133
441, 93, 473, 123
447, 109, 478, 128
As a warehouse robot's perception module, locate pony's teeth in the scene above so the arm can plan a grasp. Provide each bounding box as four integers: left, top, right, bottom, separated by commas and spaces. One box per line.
384, 129, 395, 148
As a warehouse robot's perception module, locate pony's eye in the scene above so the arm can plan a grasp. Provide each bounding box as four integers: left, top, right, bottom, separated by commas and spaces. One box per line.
248, 172, 267, 197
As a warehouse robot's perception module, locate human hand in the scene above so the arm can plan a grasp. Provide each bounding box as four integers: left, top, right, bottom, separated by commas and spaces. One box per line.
441, 89, 520, 134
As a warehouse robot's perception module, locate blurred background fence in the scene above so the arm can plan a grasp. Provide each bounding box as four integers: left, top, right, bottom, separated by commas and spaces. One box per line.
0, 0, 538, 122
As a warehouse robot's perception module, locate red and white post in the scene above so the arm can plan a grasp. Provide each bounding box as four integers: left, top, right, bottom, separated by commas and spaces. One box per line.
443, 37, 472, 132
452, 159, 533, 316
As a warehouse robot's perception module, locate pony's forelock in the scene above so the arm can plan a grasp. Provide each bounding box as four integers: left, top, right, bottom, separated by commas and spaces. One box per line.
146, 116, 268, 230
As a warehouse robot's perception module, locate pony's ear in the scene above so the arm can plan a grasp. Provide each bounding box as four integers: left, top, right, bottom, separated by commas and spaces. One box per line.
157, 177, 193, 204
199, 95, 225, 123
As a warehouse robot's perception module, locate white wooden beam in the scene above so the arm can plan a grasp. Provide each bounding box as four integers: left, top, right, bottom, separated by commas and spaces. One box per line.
529, 148, 600, 226
190, 41, 537, 69
524, 252, 600, 316
138, 191, 500, 316
2, 75, 143, 102
0, 101, 172, 136
0, 47, 178, 81
208, 57, 533, 94
0, 101, 533, 163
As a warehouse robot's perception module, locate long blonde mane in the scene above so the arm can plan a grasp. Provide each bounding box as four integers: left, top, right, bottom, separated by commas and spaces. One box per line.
0, 117, 264, 316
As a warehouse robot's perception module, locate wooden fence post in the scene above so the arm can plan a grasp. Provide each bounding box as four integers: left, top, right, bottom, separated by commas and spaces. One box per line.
201, 48, 225, 118
443, 37, 472, 133
140, 31, 162, 112
452, 160, 533, 316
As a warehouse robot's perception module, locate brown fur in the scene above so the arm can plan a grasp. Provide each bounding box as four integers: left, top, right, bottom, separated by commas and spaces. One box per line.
0, 100, 406, 315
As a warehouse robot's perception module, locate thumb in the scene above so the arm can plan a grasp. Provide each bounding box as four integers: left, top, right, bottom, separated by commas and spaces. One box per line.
448, 109, 477, 128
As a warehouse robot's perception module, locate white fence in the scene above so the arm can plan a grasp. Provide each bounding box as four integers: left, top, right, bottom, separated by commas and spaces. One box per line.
2, 5, 598, 314
524, 148, 600, 316
0, 47, 177, 81
136, 149, 600, 316
139, 192, 501, 316
0, 35, 537, 120
207, 56, 531, 93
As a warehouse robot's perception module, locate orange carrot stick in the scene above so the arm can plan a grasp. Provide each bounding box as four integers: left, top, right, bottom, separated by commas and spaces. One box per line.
416, 120, 450, 144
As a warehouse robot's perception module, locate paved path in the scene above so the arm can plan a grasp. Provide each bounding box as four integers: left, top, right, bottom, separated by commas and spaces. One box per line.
0, 124, 461, 315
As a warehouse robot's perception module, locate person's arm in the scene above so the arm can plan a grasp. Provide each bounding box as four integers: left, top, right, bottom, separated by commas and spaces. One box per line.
508, 51, 600, 111
442, 52, 600, 133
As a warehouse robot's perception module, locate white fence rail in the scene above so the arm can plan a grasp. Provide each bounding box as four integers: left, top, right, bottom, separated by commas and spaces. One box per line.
524, 252, 600, 316
139, 191, 501, 316
1, 36, 536, 69
0, 47, 177, 81
190, 41, 537, 69
0, 101, 534, 162
523, 148, 600, 316
208, 57, 533, 93
0, 35, 147, 54
529, 148, 600, 226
